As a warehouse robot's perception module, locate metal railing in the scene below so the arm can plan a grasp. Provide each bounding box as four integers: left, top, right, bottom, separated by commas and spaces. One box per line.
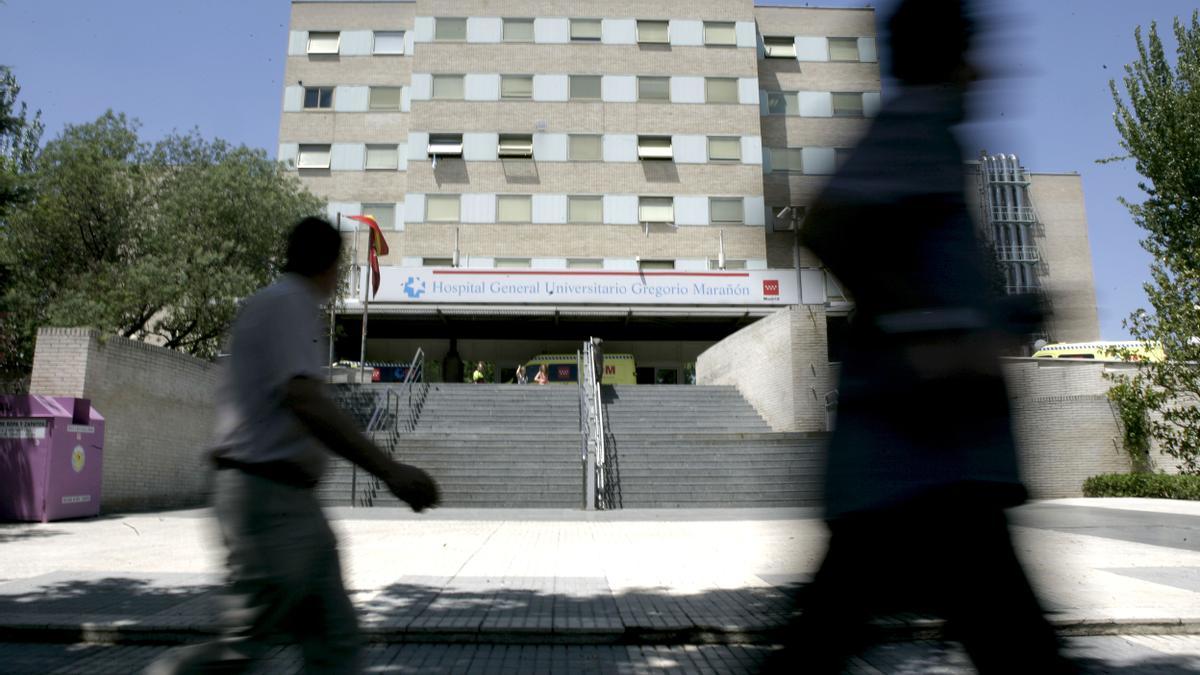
351, 348, 428, 507
1005, 283, 1041, 295
578, 340, 608, 510
996, 246, 1040, 263
988, 206, 1037, 223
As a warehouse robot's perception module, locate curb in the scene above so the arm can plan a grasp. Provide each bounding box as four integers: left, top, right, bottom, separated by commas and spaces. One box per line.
4, 616, 1200, 647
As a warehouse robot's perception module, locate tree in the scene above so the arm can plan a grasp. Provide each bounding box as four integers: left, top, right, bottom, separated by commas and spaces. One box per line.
1105, 11, 1200, 473
0, 65, 43, 215
0, 112, 324, 372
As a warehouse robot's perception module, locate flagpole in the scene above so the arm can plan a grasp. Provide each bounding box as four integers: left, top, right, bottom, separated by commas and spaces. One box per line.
360, 249, 370, 385
330, 213, 340, 383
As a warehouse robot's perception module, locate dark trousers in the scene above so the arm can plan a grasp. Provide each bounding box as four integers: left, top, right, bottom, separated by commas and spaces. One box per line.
146, 470, 360, 674
764, 495, 1072, 674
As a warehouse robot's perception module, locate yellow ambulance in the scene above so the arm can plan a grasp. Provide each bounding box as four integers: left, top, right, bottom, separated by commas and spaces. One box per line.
524, 353, 637, 384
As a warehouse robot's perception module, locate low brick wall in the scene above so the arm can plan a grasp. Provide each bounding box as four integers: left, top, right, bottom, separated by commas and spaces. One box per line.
29, 328, 218, 512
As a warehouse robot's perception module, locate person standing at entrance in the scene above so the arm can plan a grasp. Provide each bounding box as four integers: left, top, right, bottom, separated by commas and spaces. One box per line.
764, 1, 1070, 673
147, 217, 440, 675
534, 363, 549, 385
472, 361, 486, 384
515, 364, 528, 384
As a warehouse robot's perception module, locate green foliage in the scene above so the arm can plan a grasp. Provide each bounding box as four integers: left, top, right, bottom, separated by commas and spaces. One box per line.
1082, 473, 1200, 500
1105, 11, 1200, 473
1106, 373, 1157, 472
0, 112, 324, 371
0, 65, 43, 213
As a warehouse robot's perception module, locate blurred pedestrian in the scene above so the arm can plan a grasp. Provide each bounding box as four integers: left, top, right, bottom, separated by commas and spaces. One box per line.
515, 363, 528, 384
763, 1, 1071, 673
534, 363, 549, 385
146, 217, 439, 675
472, 361, 486, 384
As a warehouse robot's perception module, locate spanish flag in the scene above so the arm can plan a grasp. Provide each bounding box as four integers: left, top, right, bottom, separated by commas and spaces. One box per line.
347, 214, 389, 298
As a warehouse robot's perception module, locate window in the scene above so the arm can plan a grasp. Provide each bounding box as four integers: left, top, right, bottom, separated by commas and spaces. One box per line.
567, 258, 603, 269
639, 197, 674, 223
709, 259, 746, 270
503, 18, 534, 42
708, 136, 741, 162
568, 135, 602, 160
832, 92, 864, 117
835, 147, 853, 168
637, 135, 672, 160
763, 36, 795, 59
296, 144, 331, 169
766, 92, 799, 115
497, 195, 532, 222
361, 203, 396, 230
639, 259, 675, 271
498, 134, 533, 158
365, 145, 399, 170
568, 196, 603, 223
303, 86, 333, 109
770, 148, 805, 173
423, 257, 453, 267
426, 194, 461, 222
432, 75, 465, 100
500, 75, 533, 100
705, 78, 738, 104
368, 86, 402, 110
570, 18, 601, 42
570, 75, 602, 100
428, 133, 463, 157
828, 37, 860, 61
637, 20, 669, 44
704, 22, 736, 46
306, 31, 340, 55
495, 258, 532, 269
710, 198, 744, 224
771, 205, 806, 231
638, 76, 670, 102
434, 18, 466, 41
373, 31, 405, 54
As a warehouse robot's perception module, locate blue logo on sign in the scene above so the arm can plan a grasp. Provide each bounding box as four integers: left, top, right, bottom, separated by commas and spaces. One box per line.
403, 277, 426, 299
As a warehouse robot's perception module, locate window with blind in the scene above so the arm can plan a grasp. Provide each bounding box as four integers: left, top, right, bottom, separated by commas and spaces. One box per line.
432, 75, 465, 100
423, 257, 453, 267
426, 195, 461, 222
373, 31, 404, 54
503, 18, 534, 42
637, 20, 669, 44
361, 203, 395, 230
770, 148, 805, 173
767, 92, 799, 115
568, 196, 603, 223
763, 36, 796, 58
708, 137, 741, 161
568, 135, 602, 160
306, 32, 340, 54
570, 75, 602, 100
368, 86, 402, 110
710, 198, 744, 224
303, 87, 333, 109
434, 18, 466, 41
500, 75, 533, 99
495, 258, 532, 269
365, 145, 399, 170
427, 133, 463, 157
497, 195, 532, 222
709, 259, 747, 270
570, 18, 601, 41
705, 78, 738, 104
498, 134, 534, 158
704, 22, 736, 46
639, 197, 674, 223
567, 258, 603, 269
637, 136, 672, 160
828, 37, 860, 61
638, 259, 675, 271
296, 144, 331, 169
832, 92, 864, 117
638, 76, 670, 102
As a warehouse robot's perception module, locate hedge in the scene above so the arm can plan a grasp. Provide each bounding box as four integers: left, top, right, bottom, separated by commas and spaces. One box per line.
1082, 473, 1200, 500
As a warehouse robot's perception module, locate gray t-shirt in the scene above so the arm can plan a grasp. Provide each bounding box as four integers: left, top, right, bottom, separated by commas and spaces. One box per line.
212, 273, 328, 479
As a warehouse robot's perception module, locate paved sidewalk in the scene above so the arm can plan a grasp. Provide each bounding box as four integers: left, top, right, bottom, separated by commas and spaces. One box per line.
1, 499, 1198, 648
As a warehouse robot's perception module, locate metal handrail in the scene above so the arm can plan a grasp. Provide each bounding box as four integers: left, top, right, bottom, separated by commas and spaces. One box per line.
351, 348, 428, 507
578, 339, 608, 510
996, 245, 1040, 263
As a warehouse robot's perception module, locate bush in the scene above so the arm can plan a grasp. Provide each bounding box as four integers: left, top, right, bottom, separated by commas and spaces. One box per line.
1082, 473, 1200, 500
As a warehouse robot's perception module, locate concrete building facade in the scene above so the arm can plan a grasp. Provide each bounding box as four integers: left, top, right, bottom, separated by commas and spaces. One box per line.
279, 0, 1097, 383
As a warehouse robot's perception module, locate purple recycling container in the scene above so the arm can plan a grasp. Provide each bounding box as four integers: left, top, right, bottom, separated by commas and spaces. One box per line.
0, 395, 105, 522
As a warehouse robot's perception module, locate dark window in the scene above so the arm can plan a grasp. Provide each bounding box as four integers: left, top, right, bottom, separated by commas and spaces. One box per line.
827, 315, 850, 363
303, 86, 334, 109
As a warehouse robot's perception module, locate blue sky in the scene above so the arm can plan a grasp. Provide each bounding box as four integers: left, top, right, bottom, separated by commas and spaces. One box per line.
1, 0, 1195, 340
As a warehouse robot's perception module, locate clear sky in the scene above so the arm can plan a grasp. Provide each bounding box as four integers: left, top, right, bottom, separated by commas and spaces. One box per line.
1, 0, 1195, 340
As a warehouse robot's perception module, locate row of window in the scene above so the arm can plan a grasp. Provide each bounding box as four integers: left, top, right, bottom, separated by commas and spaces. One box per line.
396, 257, 758, 272
295, 24, 872, 62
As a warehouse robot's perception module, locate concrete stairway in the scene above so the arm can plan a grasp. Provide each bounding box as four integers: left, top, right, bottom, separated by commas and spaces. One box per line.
600, 386, 825, 508
319, 384, 581, 508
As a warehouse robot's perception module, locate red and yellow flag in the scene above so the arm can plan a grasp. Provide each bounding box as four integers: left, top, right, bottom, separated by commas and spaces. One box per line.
347, 214, 389, 298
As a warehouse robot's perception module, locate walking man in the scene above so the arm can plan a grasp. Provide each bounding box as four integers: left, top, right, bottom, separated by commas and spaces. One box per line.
147, 217, 440, 674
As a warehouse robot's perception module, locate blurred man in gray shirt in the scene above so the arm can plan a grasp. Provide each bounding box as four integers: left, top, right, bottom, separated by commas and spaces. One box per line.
148, 217, 439, 675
